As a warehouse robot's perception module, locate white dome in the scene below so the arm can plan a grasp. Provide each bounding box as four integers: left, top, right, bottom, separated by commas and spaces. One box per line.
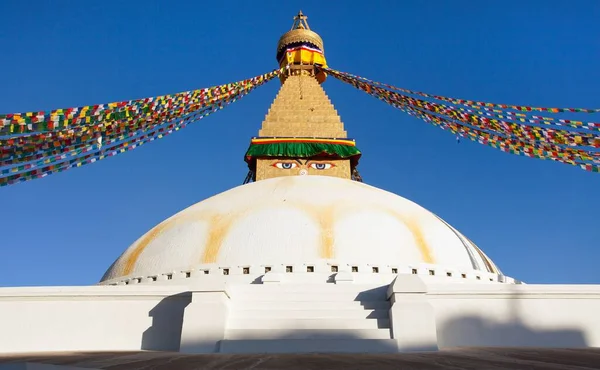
101, 176, 502, 283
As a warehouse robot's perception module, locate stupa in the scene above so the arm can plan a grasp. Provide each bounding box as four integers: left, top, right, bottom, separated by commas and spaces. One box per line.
1, 12, 599, 360
100, 11, 504, 287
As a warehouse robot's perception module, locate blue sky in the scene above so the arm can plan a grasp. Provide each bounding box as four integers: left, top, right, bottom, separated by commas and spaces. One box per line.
1, 1, 599, 286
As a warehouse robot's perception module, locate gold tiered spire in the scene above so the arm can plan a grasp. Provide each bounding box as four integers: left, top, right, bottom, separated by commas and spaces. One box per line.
277, 11, 324, 52
276, 11, 327, 84
244, 12, 361, 182
258, 75, 347, 138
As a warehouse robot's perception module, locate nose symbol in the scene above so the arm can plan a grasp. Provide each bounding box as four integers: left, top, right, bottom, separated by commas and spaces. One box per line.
299, 169, 308, 176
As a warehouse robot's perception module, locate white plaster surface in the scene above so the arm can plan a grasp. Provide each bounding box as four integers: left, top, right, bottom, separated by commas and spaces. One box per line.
101, 176, 501, 283
0, 285, 189, 354
426, 283, 600, 348
1, 279, 600, 354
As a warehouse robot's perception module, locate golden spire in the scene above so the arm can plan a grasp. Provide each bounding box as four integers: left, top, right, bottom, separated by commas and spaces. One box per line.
276, 11, 327, 85
291, 10, 310, 30
244, 12, 361, 182
277, 11, 323, 52
258, 75, 347, 139
249, 74, 355, 181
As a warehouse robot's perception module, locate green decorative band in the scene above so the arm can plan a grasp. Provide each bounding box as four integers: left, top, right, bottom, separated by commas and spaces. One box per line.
244, 139, 362, 167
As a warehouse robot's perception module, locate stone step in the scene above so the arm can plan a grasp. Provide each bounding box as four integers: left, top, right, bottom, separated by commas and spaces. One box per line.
275, 93, 330, 97
264, 116, 342, 123
224, 328, 392, 340
277, 90, 328, 95
260, 125, 345, 131
265, 112, 339, 119
259, 127, 346, 134
271, 99, 332, 104
230, 308, 389, 320
268, 106, 337, 111
280, 82, 324, 88
271, 99, 333, 104
265, 111, 339, 118
267, 107, 335, 113
229, 283, 388, 291
229, 291, 387, 302
270, 103, 333, 108
261, 121, 344, 128
282, 86, 323, 91
227, 318, 390, 330
266, 108, 336, 114
219, 339, 398, 353
258, 127, 346, 133
258, 130, 347, 138
230, 300, 390, 310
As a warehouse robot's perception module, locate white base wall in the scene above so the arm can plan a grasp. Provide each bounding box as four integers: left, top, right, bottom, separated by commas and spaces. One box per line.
0, 285, 190, 353
1, 276, 600, 354
427, 284, 600, 348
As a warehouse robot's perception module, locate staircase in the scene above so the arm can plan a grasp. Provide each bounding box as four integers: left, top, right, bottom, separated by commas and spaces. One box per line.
219, 283, 397, 353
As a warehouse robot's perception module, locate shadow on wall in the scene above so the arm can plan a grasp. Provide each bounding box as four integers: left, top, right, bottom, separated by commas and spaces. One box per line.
438, 285, 588, 348
141, 292, 192, 351
139, 284, 589, 353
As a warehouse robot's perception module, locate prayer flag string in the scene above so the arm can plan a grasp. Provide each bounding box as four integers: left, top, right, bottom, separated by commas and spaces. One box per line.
324, 67, 600, 173
324, 68, 600, 115
0, 69, 281, 187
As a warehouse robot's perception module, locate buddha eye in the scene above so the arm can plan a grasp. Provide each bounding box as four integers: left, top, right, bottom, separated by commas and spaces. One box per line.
309, 162, 334, 170
273, 162, 297, 169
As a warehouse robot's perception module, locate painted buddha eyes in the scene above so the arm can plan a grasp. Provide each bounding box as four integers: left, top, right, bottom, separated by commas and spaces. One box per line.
272, 161, 336, 170
273, 162, 297, 169
310, 163, 334, 170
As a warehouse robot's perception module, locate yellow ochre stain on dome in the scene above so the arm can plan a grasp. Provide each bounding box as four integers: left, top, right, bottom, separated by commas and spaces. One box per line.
200, 213, 239, 263
383, 209, 435, 264
122, 211, 207, 276
287, 200, 338, 259
470, 242, 498, 273
123, 219, 174, 275
287, 197, 435, 262
122, 209, 243, 275
121, 185, 435, 276
315, 207, 336, 259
